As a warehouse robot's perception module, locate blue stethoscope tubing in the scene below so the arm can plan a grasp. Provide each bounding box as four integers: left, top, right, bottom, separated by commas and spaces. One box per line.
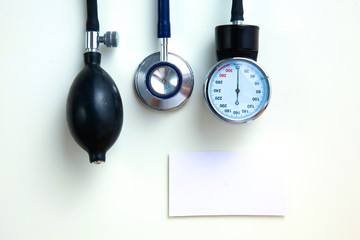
158, 0, 171, 39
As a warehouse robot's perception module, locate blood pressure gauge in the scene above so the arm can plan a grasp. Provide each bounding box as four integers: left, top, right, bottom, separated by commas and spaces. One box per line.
204, 0, 271, 124
205, 57, 270, 124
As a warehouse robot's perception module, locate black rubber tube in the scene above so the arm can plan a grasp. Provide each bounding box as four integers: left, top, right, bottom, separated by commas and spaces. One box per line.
231, 0, 244, 22
86, 0, 100, 31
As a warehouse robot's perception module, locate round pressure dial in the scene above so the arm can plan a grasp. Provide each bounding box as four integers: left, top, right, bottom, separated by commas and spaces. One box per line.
204, 57, 270, 124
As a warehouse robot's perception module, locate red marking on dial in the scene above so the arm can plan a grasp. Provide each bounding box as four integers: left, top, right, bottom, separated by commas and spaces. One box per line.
218, 64, 230, 72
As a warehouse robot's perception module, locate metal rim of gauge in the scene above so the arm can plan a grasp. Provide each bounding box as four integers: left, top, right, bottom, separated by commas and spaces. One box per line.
204, 57, 271, 124
135, 52, 194, 111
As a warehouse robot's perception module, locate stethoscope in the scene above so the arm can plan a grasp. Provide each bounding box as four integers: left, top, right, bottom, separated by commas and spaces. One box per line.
66, 0, 123, 164
135, 0, 194, 111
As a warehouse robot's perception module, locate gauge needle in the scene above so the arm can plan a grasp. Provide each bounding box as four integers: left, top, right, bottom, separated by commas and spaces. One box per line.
235, 65, 240, 105
153, 73, 163, 82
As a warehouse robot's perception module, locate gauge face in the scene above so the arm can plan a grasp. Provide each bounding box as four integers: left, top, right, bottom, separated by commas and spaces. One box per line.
204, 58, 270, 124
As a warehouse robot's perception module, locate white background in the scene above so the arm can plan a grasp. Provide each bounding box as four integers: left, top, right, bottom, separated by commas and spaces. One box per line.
0, 0, 359, 239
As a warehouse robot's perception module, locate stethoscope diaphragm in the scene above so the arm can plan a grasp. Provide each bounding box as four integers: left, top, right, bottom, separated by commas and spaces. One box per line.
135, 52, 193, 111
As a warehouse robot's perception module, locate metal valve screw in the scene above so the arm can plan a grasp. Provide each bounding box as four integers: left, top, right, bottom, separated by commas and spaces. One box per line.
99, 31, 119, 48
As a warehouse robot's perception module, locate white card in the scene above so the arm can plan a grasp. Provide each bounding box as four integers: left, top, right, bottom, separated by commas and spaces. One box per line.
169, 151, 287, 217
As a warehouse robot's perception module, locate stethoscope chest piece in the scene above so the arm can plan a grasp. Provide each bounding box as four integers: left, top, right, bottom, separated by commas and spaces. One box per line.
135, 52, 193, 111
134, 0, 194, 111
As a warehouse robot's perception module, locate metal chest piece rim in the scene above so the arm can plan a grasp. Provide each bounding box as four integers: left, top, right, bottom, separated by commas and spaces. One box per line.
135, 52, 194, 111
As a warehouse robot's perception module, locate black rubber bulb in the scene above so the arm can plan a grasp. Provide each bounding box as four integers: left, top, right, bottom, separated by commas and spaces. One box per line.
66, 52, 123, 164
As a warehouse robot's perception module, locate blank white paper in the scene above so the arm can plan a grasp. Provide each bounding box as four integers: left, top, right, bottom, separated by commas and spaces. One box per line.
169, 151, 287, 217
